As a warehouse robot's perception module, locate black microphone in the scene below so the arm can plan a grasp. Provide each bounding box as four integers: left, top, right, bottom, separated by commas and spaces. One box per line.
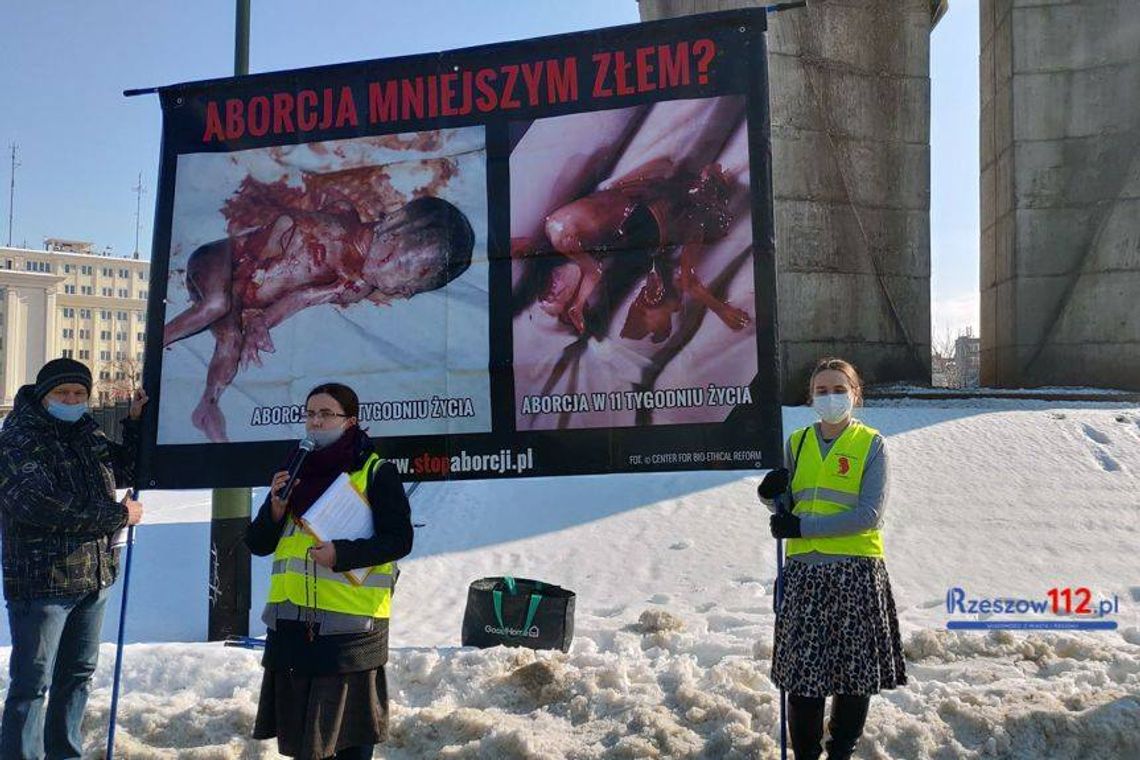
277, 437, 316, 501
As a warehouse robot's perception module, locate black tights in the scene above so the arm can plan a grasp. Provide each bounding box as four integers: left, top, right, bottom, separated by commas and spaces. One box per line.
331, 745, 375, 760
787, 694, 870, 760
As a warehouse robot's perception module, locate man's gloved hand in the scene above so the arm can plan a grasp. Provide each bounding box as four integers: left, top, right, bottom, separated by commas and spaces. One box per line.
757, 467, 790, 500
770, 511, 801, 539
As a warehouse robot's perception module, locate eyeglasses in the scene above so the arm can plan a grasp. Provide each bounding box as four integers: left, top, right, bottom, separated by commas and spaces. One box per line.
304, 410, 348, 421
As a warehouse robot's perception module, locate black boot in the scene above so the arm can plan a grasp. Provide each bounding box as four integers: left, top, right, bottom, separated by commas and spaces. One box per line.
825, 694, 870, 759
332, 745, 375, 760
787, 694, 826, 760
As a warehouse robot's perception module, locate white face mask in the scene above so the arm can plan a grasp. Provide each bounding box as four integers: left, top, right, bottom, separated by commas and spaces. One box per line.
812, 391, 853, 424
308, 425, 347, 450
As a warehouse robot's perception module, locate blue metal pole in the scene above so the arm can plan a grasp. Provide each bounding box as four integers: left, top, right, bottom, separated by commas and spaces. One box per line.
105, 521, 136, 760
775, 536, 787, 760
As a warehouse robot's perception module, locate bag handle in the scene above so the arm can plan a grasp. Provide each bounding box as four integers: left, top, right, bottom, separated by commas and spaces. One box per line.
492, 589, 543, 636
499, 576, 546, 594
791, 427, 809, 474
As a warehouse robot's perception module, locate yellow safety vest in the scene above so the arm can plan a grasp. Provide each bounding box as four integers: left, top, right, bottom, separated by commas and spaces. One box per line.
266, 453, 396, 620
785, 421, 884, 558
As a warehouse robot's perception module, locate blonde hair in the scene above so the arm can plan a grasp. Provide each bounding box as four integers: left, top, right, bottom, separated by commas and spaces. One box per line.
807, 357, 863, 406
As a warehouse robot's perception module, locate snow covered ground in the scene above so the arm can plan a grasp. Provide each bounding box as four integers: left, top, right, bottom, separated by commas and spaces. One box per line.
1, 399, 1138, 758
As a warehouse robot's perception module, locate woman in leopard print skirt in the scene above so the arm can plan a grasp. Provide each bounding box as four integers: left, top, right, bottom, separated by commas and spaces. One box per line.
761, 358, 907, 760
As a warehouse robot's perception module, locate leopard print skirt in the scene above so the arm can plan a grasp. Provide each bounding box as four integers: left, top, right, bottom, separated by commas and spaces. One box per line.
770, 556, 907, 697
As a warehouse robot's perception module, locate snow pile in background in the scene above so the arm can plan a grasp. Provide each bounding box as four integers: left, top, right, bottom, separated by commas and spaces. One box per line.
0, 400, 1138, 758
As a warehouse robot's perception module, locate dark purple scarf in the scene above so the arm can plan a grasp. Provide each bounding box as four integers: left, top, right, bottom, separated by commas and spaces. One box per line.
286, 426, 369, 520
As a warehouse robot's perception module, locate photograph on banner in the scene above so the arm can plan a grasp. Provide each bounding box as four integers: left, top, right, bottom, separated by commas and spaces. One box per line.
510, 95, 759, 431
157, 126, 490, 445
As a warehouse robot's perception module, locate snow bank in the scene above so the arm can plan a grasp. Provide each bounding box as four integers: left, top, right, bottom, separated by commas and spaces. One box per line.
0, 400, 1137, 757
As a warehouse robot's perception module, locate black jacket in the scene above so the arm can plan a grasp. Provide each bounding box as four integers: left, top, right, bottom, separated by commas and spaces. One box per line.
0, 385, 136, 600
245, 429, 413, 673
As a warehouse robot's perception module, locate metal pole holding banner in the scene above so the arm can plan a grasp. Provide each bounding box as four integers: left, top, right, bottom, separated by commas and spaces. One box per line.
774, 535, 787, 759
106, 507, 137, 759
208, 0, 253, 643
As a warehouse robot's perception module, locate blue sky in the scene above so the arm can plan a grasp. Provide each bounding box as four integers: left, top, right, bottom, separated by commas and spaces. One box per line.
1, 0, 979, 337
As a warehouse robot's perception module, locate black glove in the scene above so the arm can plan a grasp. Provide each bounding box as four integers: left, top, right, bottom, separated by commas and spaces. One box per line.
770, 511, 801, 539
757, 467, 790, 500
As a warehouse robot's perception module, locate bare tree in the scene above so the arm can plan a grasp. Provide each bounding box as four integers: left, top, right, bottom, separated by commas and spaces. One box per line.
103, 357, 143, 404
932, 327, 956, 360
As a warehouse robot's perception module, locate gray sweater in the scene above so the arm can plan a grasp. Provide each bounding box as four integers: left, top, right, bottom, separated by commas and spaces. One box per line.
764, 421, 889, 565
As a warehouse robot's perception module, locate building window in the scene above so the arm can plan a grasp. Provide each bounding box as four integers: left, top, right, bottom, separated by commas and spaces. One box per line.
99, 370, 111, 381
64, 285, 76, 294
80, 286, 93, 296
79, 309, 92, 319
138, 290, 148, 299
116, 332, 127, 342
79, 350, 90, 360
99, 310, 109, 320
64, 264, 73, 274
136, 331, 146, 342
62, 328, 74, 339
79, 329, 91, 339
63, 307, 75, 318
119, 269, 130, 279
118, 288, 129, 298
116, 311, 127, 321
137, 270, 147, 280
134, 311, 144, 321
136, 352, 143, 362
115, 351, 126, 360
100, 350, 110, 361
102, 267, 113, 277
102, 287, 113, 297
100, 330, 111, 340
81, 265, 92, 275
61, 349, 74, 358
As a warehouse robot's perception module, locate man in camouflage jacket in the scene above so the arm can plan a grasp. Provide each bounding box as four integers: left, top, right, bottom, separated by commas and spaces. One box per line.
0, 358, 145, 760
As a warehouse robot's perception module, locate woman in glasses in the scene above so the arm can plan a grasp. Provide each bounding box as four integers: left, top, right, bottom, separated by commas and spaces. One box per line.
245, 382, 413, 760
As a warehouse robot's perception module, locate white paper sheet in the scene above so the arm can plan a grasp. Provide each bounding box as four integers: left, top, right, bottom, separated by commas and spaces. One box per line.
301, 473, 374, 585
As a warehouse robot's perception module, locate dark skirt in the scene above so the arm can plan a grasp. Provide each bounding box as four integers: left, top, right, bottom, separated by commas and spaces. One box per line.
252, 666, 389, 759
771, 556, 907, 698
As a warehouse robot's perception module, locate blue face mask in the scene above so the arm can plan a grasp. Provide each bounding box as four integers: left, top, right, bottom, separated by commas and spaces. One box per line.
45, 400, 89, 423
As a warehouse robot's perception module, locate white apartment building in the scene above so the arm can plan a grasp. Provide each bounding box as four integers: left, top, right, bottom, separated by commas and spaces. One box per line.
0, 239, 151, 409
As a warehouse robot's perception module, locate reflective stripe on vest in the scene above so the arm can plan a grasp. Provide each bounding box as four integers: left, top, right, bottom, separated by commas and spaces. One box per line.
785, 422, 884, 558
266, 453, 396, 619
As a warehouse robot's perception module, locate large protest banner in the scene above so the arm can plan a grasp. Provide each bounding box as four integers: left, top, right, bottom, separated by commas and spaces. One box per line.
138, 9, 782, 488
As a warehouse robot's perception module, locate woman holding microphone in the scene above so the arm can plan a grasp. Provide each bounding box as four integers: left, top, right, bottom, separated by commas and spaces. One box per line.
761, 358, 907, 760
246, 382, 413, 760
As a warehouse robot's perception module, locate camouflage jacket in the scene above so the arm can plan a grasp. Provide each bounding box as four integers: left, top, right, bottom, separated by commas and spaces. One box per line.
0, 385, 137, 600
